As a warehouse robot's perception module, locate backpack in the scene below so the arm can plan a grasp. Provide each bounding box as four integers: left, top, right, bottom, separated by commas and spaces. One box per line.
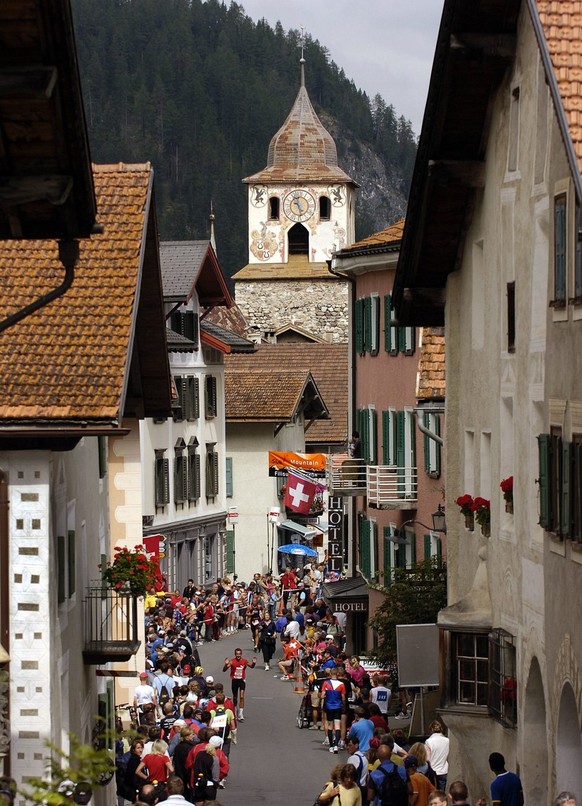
378, 763, 408, 806
157, 674, 171, 707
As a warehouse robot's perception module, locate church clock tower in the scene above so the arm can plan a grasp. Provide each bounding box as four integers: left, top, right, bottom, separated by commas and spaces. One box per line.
233, 54, 357, 343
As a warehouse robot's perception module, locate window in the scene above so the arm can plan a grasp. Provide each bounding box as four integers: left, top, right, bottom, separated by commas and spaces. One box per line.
187, 438, 200, 503
553, 194, 567, 306
507, 282, 515, 353
170, 310, 199, 346
359, 516, 377, 578
384, 294, 415, 355
226, 457, 233, 498
206, 444, 219, 498
319, 196, 331, 220
174, 376, 200, 421
174, 439, 187, 505
423, 412, 441, 477
357, 406, 377, 464
356, 296, 380, 355
269, 197, 280, 220
354, 297, 365, 355
382, 408, 397, 466
537, 430, 566, 535
572, 436, 582, 542
154, 449, 169, 508
423, 532, 442, 561
98, 436, 107, 479
489, 629, 517, 728
383, 524, 398, 582
507, 85, 520, 173
205, 375, 217, 419
452, 632, 489, 707
67, 530, 76, 597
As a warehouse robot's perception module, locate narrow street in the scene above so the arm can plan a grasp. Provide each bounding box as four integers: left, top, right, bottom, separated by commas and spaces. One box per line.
195, 629, 340, 806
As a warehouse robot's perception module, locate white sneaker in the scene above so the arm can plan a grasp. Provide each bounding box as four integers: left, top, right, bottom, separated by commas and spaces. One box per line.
322, 737, 330, 746
329, 746, 336, 753
265, 664, 269, 670
280, 675, 289, 681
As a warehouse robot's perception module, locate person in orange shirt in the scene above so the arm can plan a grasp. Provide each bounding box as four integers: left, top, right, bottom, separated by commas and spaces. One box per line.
405, 755, 435, 806
277, 635, 300, 681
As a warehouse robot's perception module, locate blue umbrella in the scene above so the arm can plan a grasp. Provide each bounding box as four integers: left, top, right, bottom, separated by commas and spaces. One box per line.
277, 543, 318, 557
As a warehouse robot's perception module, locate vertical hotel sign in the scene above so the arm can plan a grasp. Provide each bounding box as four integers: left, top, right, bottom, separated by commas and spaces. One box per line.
327, 496, 345, 574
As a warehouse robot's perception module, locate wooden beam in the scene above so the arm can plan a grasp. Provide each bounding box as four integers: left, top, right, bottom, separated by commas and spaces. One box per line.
450, 33, 516, 60
0, 174, 73, 205
0, 65, 57, 99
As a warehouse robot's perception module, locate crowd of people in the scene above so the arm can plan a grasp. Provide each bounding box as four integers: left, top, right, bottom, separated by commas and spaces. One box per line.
116, 565, 553, 806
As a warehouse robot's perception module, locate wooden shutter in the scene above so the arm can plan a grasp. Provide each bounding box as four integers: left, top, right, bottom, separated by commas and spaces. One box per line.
383, 526, 393, 580
192, 376, 200, 419
384, 294, 398, 354
370, 520, 378, 577
98, 436, 107, 479
370, 295, 380, 356
205, 375, 217, 418
396, 410, 406, 496
226, 530, 235, 574
363, 296, 372, 353
359, 408, 371, 464
226, 457, 233, 498
382, 411, 390, 465
355, 298, 365, 355
370, 408, 378, 465
555, 195, 567, 303
562, 441, 572, 537
538, 434, 551, 529
424, 533, 432, 560
188, 453, 201, 502
360, 519, 371, 577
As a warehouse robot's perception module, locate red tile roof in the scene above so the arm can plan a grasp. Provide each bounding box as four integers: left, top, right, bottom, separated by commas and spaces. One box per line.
342, 219, 405, 252
0, 163, 163, 423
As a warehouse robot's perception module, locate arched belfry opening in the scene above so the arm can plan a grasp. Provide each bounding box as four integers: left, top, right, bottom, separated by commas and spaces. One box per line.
288, 222, 309, 255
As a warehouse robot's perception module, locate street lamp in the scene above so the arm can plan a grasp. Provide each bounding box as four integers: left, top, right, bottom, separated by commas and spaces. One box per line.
393, 504, 446, 541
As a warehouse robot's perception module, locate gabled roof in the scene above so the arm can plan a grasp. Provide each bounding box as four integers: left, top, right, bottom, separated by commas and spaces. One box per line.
225, 343, 348, 445
0, 0, 97, 239
200, 319, 255, 353
0, 163, 171, 441
393, 0, 582, 325
244, 67, 355, 186
160, 240, 233, 308
337, 219, 405, 257
225, 369, 328, 423
233, 253, 335, 281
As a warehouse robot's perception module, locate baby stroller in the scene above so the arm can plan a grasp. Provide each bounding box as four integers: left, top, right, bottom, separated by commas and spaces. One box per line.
296, 691, 312, 729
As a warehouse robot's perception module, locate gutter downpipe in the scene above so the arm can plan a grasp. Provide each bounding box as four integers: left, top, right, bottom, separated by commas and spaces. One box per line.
415, 407, 444, 446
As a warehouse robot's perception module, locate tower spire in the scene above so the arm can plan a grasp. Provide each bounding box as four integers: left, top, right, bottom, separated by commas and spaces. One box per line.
209, 200, 216, 254
299, 26, 306, 88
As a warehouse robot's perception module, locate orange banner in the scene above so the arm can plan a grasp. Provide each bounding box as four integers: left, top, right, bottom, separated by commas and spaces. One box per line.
268, 451, 327, 474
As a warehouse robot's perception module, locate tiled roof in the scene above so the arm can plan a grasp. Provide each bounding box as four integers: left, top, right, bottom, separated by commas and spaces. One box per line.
233, 254, 335, 281
160, 241, 209, 298
417, 327, 446, 401
166, 328, 197, 352
340, 219, 405, 253
200, 319, 255, 352
225, 343, 348, 444
203, 303, 250, 338
244, 81, 354, 185
0, 163, 158, 422
537, 1, 582, 171
226, 370, 320, 421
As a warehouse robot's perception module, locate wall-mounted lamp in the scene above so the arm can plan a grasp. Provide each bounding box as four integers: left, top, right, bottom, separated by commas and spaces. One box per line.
390, 504, 447, 543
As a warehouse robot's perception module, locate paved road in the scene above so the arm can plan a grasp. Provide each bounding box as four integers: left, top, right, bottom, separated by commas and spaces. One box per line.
196, 628, 337, 806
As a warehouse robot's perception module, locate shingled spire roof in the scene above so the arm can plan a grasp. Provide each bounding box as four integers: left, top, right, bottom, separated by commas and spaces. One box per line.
244, 59, 354, 186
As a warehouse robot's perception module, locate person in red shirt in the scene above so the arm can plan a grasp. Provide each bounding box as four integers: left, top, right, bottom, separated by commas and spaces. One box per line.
222, 648, 256, 721
276, 635, 301, 681
135, 739, 173, 784
280, 566, 297, 607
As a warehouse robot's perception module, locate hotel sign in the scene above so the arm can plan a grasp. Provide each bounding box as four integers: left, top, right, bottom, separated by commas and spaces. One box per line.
327, 495, 345, 574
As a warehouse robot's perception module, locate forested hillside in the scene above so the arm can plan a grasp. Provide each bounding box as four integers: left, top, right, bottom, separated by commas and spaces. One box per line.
71, 0, 416, 280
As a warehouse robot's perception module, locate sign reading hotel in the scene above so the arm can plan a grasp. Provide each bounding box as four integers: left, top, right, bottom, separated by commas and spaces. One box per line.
327, 496, 345, 574
268, 451, 327, 477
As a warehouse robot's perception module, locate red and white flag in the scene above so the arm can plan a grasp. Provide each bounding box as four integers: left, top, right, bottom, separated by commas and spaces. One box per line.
284, 470, 317, 515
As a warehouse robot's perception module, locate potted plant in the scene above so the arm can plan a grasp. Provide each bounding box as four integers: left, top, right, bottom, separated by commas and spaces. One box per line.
500, 476, 513, 514
456, 494, 475, 530
471, 497, 491, 537
100, 545, 162, 597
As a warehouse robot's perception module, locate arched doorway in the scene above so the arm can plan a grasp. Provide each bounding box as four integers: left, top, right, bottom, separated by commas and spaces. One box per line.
523, 657, 548, 804
288, 223, 309, 255
556, 682, 582, 799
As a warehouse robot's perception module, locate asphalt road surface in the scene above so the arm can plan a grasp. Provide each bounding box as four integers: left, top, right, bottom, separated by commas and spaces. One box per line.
197, 628, 339, 806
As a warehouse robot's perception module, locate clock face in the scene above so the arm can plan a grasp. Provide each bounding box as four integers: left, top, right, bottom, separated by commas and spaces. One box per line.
283, 189, 316, 223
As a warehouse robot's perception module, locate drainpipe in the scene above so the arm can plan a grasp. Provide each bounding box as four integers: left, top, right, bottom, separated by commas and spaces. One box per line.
414, 407, 444, 446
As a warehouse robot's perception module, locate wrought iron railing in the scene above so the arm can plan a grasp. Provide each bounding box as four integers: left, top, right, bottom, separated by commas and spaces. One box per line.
83, 584, 140, 664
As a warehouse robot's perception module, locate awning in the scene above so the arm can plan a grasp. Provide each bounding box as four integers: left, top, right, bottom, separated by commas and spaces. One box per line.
322, 575, 369, 613
279, 519, 317, 537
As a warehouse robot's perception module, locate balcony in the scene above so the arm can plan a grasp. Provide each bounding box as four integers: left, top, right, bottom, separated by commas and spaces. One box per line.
326, 454, 418, 508
83, 585, 141, 665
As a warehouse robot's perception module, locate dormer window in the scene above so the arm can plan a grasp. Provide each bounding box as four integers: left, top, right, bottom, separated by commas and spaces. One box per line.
268, 197, 280, 220
319, 196, 331, 220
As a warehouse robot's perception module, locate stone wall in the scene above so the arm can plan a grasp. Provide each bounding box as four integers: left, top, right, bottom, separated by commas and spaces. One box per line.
235, 278, 349, 343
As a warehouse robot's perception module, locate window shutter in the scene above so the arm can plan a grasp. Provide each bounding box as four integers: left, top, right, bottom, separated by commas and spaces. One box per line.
424, 412, 431, 474
213, 452, 219, 496
370, 295, 380, 356
434, 415, 441, 476
424, 533, 432, 560
175, 456, 185, 504
370, 521, 377, 577
226, 457, 233, 498
163, 458, 170, 504
555, 196, 567, 303
355, 298, 365, 355
360, 519, 371, 577
397, 541, 406, 569
561, 441, 572, 537
396, 410, 406, 496
205, 376, 217, 418
408, 409, 417, 469
226, 530, 235, 574
370, 408, 378, 465
193, 376, 200, 419
383, 526, 393, 580
538, 434, 551, 529
184, 377, 196, 420
382, 411, 390, 465
174, 376, 184, 421
360, 408, 371, 464
363, 296, 372, 353
408, 527, 416, 565
384, 295, 392, 353
404, 327, 416, 355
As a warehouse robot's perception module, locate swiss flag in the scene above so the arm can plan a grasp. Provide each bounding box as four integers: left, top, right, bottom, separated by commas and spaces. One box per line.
284, 470, 317, 515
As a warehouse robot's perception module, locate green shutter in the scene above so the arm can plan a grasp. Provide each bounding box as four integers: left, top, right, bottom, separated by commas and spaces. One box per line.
555, 196, 567, 302
360, 519, 371, 577
355, 298, 365, 355
434, 415, 441, 477
424, 533, 432, 560
370, 408, 378, 465
225, 457, 233, 498
370, 521, 378, 577
384, 295, 393, 353
359, 408, 371, 464
396, 410, 405, 496
562, 441, 572, 537
538, 434, 551, 529
371, 295, 380, 356
363, 296, 372, 353
383, 526, 393, 580
382, 411, 390, 465
193, 377, 200, 419
424, 412, 430, 473
226, 529, 235, 574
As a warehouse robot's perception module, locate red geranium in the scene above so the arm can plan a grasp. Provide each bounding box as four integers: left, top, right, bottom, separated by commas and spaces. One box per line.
500, 476, 513, 501
471, 497, 491, 526
455, 494, 474, 516
100, 545, 162, 597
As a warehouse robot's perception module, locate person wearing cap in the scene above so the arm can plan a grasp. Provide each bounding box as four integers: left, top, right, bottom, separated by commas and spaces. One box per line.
185, 728, 229, 793
133, 672, 158, 722
405, 754, 435, 806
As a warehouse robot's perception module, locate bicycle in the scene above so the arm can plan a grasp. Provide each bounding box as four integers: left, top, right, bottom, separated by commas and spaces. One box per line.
115, 702, 139, 732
